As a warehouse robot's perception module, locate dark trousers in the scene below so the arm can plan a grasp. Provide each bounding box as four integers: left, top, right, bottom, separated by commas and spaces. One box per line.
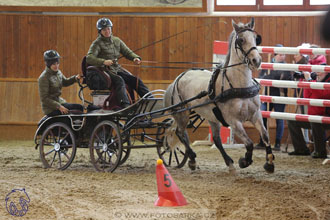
107, 70, 150, 105
261, 102, 286, 141
47, 103, 84, 117
118, 71, 150, 97
288, 120, 330, 154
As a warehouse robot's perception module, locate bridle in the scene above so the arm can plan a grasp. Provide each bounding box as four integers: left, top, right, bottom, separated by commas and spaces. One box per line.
234, 28, 262, 66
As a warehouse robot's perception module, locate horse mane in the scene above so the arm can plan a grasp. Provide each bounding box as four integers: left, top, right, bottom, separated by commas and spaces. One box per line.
224, 22, 246, 67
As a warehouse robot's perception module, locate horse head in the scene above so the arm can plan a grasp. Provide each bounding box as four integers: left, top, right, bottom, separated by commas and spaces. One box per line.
231, 18, 262, 71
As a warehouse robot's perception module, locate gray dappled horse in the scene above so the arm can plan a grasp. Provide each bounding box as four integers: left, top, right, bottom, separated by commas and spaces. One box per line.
164, 18, 275, 173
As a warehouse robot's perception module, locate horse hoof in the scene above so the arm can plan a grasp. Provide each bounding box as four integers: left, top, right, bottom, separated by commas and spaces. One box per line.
228, 163, 236, 175
238, 157, 252, 169
188, 161, 196, 170
263, 162, 275, 173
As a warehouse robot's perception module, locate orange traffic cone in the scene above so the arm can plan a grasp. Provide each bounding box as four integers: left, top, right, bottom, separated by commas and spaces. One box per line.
154, 159, 187, 206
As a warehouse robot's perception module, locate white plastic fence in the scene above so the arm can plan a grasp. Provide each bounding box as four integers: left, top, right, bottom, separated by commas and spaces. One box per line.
259, 63, 330, 73
257, 46, 330, 56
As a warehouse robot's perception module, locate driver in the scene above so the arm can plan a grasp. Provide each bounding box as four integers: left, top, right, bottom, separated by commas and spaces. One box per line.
86, 17, 150, 109
38, 50, 83, 116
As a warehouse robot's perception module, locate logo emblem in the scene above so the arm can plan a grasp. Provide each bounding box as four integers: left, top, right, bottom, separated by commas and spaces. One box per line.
5, 188, 30, 217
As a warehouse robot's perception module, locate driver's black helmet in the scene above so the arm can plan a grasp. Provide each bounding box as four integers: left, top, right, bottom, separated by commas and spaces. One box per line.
96, 18, 113, 31
44, 50, 60, 67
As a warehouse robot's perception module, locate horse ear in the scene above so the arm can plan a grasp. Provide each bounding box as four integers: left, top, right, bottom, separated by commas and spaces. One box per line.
247, 17, 255, 30
232, 19, 240, 32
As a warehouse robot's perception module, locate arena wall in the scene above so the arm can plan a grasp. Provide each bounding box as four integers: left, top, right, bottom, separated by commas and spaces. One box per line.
0, 14, 328, 141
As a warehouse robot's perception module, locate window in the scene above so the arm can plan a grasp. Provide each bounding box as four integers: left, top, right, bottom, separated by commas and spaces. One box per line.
214, 0, 330, 11
310, 0, 330, 5
263, 0, 302, 5
216, 0, 256, 5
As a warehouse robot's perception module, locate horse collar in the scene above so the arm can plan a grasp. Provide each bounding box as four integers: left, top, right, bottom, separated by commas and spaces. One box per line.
208, 67, 260, 102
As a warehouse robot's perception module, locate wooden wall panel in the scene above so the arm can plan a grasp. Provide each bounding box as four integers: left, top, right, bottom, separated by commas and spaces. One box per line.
0, 80, 169, 124
1, 14, 330, 129
0, 14, 329, 80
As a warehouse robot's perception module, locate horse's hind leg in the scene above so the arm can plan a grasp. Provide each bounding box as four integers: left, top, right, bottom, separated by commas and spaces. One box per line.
231, 121, 254, 169
173, 114, 197, 170
209, 121, 235, 172
252, 115, 275, 173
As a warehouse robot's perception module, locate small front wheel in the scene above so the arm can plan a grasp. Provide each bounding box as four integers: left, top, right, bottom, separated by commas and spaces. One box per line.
89, 121, 122, 172
39, 122, 76, 170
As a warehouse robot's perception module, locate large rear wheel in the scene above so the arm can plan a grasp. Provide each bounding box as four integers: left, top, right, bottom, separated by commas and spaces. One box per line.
89, 121, 122, 172
120, 130, 131, 165
39, 122, 76, 170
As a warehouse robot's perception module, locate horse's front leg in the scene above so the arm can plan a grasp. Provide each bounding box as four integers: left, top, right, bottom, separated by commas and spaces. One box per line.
252, 114, 275, 173
209, 121, 235, 173
231, 121, 254, 169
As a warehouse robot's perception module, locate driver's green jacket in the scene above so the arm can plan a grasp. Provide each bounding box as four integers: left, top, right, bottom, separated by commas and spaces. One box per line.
86, 34, 140, 74
38, 67, 77, 115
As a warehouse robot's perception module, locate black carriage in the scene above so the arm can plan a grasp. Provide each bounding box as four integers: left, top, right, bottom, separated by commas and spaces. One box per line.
34, 90, 192, 172
34, 61, 195, 172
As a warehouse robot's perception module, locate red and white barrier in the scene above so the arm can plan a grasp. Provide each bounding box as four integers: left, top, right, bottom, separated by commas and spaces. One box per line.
260, 95, 330, 107
259, 63, 330, 73
261, 111, 330, 124
255, 79, 330, 90
257, 46, 330, 56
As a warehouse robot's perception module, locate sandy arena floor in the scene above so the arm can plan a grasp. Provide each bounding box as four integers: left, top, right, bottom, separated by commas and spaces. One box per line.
0, 140, 329, 220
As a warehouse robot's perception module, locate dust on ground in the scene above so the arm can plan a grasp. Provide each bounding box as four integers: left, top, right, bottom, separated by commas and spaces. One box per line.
0, 140, 329, 220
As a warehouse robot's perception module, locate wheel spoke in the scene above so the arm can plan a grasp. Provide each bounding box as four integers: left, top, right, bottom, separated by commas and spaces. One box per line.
176, 147, 186, 156
102, 151, 107, 170
45, 149, 55, 156
107, 137, 119, 149
174, 150, 180, 165
93, 143, 102, 150
107, 151, 113, 165
105, 127, 113, 144
95, 133, 103, 145
160, 150, 166, 156
49, 130, 56, 143
58, 126, 62, 142
58, 151, 62, 168
62, 151, 70, 160
50, 152, 57, 167
60, 132, 69, 144
96, 152, 103, 163
102, 125, 106, 143
168, 151, 172, 166
43, 141, 53, 146
63, 144, 73, 148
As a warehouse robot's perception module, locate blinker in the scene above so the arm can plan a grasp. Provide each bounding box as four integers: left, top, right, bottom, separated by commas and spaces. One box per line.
256, 34, 262, 46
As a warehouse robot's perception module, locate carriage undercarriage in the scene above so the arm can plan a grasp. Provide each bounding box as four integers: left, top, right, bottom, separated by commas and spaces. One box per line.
34, 89, 196, 172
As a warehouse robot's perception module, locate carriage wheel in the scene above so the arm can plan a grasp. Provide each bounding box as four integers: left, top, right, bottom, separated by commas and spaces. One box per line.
89, 121, 122, 172
39, 122, 76, 170
120, 131, 131, 165
156, 118, 188, 168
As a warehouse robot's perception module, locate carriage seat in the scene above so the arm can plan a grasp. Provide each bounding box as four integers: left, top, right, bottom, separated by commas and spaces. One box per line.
81, 56, 112, 90
81, 56, 134, 110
